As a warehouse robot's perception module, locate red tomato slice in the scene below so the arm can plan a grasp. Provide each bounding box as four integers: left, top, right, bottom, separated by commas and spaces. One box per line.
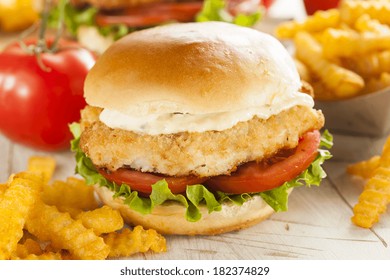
99, 168, 207, 195
205, 130, 321, 194
95, 2, 203, 27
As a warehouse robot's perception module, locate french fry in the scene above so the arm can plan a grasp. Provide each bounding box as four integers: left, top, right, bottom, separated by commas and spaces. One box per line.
339, 22, 359, 34
11, 252, 63, 260
340, 0, 390, 25
54, 206, 83, 219
361, 72, 390, 94
42, 177, 99, 213
351, 168, 390, 228
321, 28, 390, 58
27, 156, 56, 184
25, 201, 110, 260
11, 171, 44, 185
352, 136, 390, 228
341, 50, 390, 78
76, 205, 124, 235
0, 183, 7, 197
11, 239, 43, 259
294, 31, 364, 99
275, 9, 340, 39
355, 14, 390, 35
0, 173, 42, 260
104, 226, 166, 258
347, 155, 381, 179
379, 136, 390, 167
310, 79, 335, 101
2, 156, 169, 260
276, 0, 390, 98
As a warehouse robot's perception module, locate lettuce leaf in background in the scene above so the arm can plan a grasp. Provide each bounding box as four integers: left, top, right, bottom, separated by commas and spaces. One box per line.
48, 0, 262, 41
48, 3, 130, 40
70, 123, 333, 222
196, 0, 262, 27
48, 3, 97, 36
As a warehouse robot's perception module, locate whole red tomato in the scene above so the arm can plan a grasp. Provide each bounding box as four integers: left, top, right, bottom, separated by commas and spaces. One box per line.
0, 39, 95, 151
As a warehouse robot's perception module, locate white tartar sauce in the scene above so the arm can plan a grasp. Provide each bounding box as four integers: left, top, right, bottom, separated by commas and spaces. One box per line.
99, 92, 314, 135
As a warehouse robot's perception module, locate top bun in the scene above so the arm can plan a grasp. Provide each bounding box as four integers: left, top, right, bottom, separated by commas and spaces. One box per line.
84, 21, 302, 116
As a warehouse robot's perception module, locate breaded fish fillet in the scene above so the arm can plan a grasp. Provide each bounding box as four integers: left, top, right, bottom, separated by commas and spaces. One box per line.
79, 105, 324, 177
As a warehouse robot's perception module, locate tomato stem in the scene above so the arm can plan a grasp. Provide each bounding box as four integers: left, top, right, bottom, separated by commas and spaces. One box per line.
18, 0, 69, 72
51, 0, 67, 52
36, 52, 51, 72
38, 0, 51, 51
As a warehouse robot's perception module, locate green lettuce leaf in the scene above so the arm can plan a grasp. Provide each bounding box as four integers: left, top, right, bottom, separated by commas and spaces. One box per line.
49, 0, 261, 41
70, 123, 332, 222
259, 130, 333, 212
196, 0, 262, 27
48, 3, 98, 36
48, 2, 131, 40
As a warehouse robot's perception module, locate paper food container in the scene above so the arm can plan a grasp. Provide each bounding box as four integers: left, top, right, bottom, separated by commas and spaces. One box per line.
315, 87, 390, 137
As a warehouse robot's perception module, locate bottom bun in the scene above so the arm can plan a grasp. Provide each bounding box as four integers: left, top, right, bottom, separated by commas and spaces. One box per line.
95, 186, 293, 235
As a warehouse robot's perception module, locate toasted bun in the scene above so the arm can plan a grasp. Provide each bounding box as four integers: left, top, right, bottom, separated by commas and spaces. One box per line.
95, 186, 293, 235
84, 21, 301, 116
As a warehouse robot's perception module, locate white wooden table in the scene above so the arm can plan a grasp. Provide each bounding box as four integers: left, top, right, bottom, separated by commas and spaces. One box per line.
1, 0, 390, 260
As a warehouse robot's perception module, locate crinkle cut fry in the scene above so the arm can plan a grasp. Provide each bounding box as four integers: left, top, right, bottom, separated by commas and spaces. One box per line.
322, 27, 390, 58
0, 173, 42, 260
275, 9, 340, 39
340, 0, 390, 25
11, 252, 63, 260
362, 72, 390, 95
294, 31, 364, 98
347, 155, 381, 179
341, 50, 390, 78
12, 238, 42, 259
104, 226, 167, 258
0, 183, 7, 197
42, 177, 99, 213
352, 168, 390, 228
27, 156, 56, 184
354, 14, 390, 35
76, 205, 124, 235
25, 202, 110, 260
352, 136, 390, 228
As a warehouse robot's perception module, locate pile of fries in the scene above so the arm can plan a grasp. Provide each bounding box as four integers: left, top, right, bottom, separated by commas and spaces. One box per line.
0, 156, 166, 260
347, 137, 390, 228
276, 0, 390, 100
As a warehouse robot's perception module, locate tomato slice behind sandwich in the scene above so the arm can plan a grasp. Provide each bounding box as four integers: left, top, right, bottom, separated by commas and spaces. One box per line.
95, 2, 203, 28
205, 130, 321, 194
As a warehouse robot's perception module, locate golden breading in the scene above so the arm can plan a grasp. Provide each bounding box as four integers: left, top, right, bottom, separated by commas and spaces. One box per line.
80, 105, 324, 177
